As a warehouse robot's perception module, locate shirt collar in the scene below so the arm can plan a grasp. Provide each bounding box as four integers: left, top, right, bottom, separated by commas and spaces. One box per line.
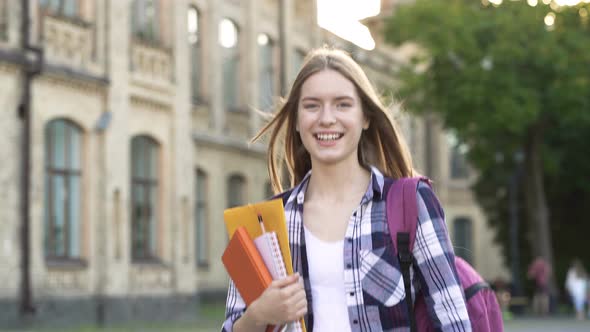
291, 165, 386, 206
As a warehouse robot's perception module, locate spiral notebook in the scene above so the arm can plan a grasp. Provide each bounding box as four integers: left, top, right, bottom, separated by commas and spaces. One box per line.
253, 232, 304, 332
254, 231, 287, 280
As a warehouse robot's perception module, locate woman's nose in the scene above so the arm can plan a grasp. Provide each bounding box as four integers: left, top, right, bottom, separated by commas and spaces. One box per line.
319, 106, 336, 125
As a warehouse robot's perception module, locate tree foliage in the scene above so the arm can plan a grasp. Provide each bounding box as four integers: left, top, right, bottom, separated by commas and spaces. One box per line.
384, 0, 590, 289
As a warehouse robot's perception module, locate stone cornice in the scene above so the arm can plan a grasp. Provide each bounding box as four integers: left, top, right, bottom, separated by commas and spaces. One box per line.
130, 94, 171, 113
37, 64, 109, 96
192, 131, 267, 157
1, 47, 109, 94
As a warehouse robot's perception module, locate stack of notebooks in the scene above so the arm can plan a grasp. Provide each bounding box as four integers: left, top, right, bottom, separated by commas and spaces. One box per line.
222, 199, 306, 332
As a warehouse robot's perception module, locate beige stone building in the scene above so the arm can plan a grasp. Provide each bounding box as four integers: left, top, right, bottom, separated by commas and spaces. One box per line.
0, 0, 507, 327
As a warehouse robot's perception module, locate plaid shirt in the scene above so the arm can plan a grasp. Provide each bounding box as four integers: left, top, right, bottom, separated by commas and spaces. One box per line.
223, 167, 471, 332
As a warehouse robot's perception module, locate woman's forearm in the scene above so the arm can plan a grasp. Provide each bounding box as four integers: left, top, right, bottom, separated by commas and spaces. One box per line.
232, 302, 267, 332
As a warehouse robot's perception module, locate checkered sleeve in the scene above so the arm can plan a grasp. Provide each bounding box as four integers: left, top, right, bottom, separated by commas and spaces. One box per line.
221, 279, 246, 332
413, 181, 471, 332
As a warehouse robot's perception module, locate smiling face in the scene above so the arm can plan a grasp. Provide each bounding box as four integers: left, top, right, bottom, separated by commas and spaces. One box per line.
296, 69, 369, 168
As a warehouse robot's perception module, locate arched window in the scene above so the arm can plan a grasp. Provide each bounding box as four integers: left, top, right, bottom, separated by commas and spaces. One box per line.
454, 217, 473, 264
258, 33, 275, 111
44, 119, 83, 259
188, 6, 202, 102
130, 135, 159, 261
131, 0, 161, 44
219, 18, 240, 110
227, 174, 246, 208
195, 169, 209, 267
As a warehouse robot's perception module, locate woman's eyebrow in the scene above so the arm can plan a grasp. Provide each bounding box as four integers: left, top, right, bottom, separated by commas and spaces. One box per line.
300, 96, 355, 102
300, 96, 321, 102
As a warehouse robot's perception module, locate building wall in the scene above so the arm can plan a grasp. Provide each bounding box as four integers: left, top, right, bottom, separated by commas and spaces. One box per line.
0, 0, 508, 327
0, 63, 21, 298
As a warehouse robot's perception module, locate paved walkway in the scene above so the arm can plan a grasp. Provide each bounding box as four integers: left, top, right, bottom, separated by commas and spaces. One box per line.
199, 317, 590, 332
3, 316, 590, 332
504, 317, 590, 332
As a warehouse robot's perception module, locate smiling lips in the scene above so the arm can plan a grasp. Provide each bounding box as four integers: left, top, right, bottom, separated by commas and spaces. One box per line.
314, 133, 344, 141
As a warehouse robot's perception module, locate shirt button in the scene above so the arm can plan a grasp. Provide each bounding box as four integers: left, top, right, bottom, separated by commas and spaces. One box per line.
349, 292, 354, 296
353, 212, 357, 217
353, 319, 358, 324
347, 238, 352, 243
346, 264, 351, 268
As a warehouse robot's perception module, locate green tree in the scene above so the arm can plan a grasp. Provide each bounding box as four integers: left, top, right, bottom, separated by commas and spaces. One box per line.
385, 0, 590, 288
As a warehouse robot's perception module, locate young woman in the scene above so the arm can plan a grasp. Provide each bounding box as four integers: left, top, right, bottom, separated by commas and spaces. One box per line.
222, 47, 471, 332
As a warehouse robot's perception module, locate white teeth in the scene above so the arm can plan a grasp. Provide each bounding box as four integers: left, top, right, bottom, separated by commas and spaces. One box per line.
316, 133, 341, 141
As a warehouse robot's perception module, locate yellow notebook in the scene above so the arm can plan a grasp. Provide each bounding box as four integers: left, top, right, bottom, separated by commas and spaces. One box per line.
224, 198, 293, 275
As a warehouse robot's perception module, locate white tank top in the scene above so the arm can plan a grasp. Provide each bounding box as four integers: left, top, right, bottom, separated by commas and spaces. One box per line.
304, 225, 352, 332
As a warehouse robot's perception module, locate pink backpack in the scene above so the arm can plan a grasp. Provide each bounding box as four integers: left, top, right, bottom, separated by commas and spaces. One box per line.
385, 177, 504, 332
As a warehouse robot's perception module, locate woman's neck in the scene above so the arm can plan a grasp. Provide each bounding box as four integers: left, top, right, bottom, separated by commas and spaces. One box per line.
306, 162, 371, 203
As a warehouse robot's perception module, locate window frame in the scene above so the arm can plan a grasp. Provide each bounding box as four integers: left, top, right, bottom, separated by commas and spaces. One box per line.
130, 135, 160, 262
219, 18, 241, 111
131, 0, 162, 45
258, 33, 276, 111
44, 118, 83, 261
227, 174, 246, 208
453, 217, 474, 264
188, 5, 203, 103
0, 0, 8, 41
38, 0, 82, 19
195, 169, 209, 268
448, 132, 470, 180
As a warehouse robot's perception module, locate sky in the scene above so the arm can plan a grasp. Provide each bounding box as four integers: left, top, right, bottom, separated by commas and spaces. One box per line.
317, 0, 381, 50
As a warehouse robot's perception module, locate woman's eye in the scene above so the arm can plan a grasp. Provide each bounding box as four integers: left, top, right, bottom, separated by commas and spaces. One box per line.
303, 104, 318, 110
337, 103, 352, 109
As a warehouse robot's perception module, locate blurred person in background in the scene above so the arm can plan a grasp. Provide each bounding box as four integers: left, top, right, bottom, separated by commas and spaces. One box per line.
527, 256, 551, 316
565, 258, 588, 320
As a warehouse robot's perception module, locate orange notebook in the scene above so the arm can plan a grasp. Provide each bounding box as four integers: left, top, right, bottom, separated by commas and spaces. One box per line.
222, 226, 273, 304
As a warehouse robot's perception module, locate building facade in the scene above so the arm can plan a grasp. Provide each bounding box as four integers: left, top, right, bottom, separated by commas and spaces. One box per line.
0, 0, 507, 327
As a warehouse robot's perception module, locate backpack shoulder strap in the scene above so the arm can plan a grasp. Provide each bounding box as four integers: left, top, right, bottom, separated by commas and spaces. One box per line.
386, 176, 430, 332
386, 177, 430, 252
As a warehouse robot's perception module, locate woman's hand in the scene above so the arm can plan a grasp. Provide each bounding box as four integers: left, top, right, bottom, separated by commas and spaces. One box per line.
245, 273, 308, 328
252, 273, 307, 325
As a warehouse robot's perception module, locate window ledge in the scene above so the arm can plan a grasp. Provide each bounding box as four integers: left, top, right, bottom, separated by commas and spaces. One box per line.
131, 257, 170, 269
45, 257, 88, 270
43, 11, 93, 29
131, 36, 171, 53
227, 105, 249, 113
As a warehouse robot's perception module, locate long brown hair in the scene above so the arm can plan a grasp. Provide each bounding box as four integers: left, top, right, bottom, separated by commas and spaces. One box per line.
252, 47, 414, 194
